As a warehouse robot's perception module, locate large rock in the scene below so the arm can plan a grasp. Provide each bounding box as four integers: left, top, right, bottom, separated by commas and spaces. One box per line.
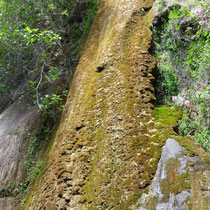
138, 139, 210, 210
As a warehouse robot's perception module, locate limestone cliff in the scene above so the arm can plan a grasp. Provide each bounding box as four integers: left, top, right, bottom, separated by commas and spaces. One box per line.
26, 0, 157, 208
24, 0, 209, 209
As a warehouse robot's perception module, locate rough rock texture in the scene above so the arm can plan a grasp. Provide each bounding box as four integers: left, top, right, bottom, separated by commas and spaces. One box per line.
138, 139, 210, 210
0, 98, 43, 209
26, 0, 159, 209
24, 0, 210, 209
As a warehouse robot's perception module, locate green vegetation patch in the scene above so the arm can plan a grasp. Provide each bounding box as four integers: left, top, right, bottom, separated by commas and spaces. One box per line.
153, 0, 210, 154
154, 105, 182, 128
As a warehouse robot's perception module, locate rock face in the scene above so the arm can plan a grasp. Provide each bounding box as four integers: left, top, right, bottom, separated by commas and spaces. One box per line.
138, 139, 210, 210
0, 98, 43, 209
26, 0, 158, 209
24, 0, 210, 209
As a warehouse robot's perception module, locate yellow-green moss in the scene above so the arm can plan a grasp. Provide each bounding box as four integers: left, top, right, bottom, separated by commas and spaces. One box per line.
80, 6, 158, 209
154, 105, 182, 127
147, 195, 158, 210
159, 158, 191, 202
122, 191, 142, 210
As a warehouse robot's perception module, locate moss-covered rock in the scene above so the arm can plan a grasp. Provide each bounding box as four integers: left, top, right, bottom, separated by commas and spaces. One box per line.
138, 138, 210, 210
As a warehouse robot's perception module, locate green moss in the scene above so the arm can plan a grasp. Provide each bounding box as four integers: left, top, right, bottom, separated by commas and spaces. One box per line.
165, 158, 181, 173
129, 136, 143, 149
122, 191, 142, 210
173, 136, 196, 157
173, 135, 209, 160
187, 202, 193, 209
151, 104, 209, 207
153, 105, 208, 159
154, 105, 182, 127
147, 195, 158, 210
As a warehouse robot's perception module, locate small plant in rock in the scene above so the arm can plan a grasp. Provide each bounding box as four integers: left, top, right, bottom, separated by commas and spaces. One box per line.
156, 0, 167, 12
32, 160, 43, 180
179, 114, 198, 136
195, 128, 210, 154
38, 90, 68, 117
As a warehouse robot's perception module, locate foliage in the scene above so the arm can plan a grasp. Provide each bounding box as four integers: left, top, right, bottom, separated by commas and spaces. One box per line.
0, 0, 99, 114
195, 128, 210, 154
24, 132, 45, 181
185, 25, 210, 80
152, 4, 188, 102
156, 0, 168, 12
33, 161, 43, 180
179, 112, 210, 154
83, 0, 99, 36
154, 0, 210, 153
38, 91, 68, 117
18, 128, 49, 206
157, 57, 177, 101
191, 85, 210, 117
153, 0, 209, 94
179, 114, 198, 136
178, 85, 210, 154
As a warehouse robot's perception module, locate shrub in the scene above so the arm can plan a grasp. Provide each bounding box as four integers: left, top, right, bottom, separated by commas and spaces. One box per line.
154, 0, 210, 153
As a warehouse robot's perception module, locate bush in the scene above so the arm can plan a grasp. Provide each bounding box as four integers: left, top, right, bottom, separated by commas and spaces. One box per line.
195, 128, 210, 154
179, 114, 195, 136
154, 0, 210, 153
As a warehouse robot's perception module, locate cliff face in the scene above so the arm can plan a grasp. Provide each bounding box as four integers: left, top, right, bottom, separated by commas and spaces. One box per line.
24, 0, 209, 209
26, 0, 157, 208
0, 98, 43, 209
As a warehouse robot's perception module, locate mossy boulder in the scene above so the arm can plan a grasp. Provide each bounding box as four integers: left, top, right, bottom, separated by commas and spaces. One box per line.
138, 139, 210, 210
